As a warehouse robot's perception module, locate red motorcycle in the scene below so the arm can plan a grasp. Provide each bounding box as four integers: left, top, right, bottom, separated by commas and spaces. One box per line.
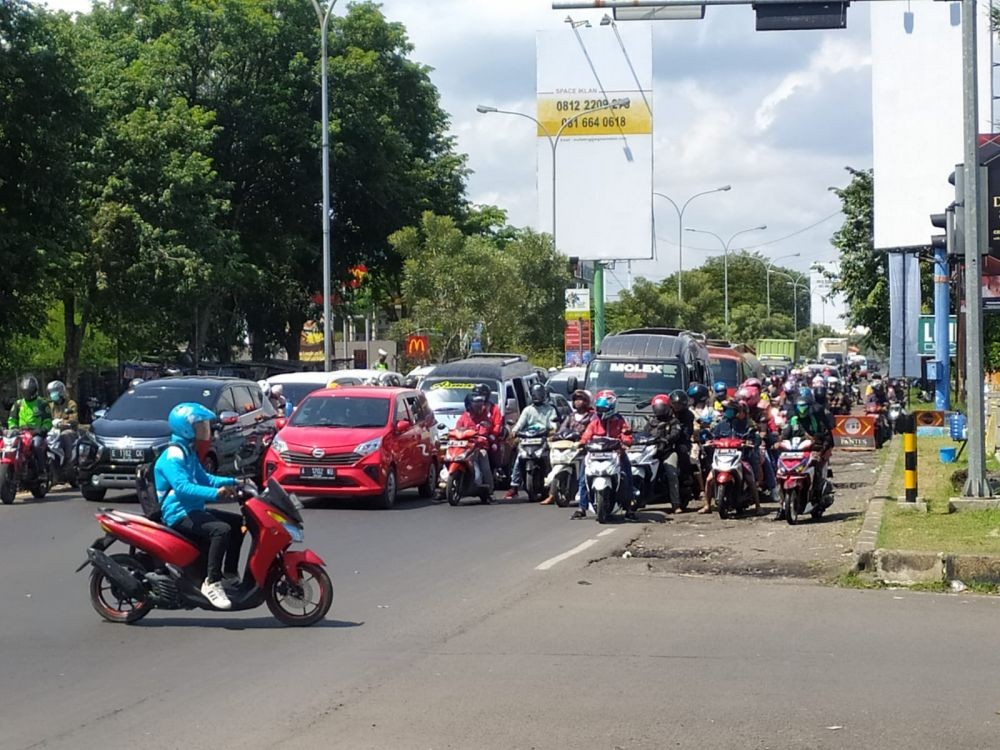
706, 436, 756, 519
775, 436, 829, 524
443, 427, 494, 505
78, 478, 332, 626
0, 428, 52, 504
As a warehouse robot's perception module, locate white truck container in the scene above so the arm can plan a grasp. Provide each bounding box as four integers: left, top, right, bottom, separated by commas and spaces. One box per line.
817, 338, 849, 366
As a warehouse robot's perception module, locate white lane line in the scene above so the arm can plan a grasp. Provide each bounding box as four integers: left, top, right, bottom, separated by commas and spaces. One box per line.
597, 529, 617, 538
535, 539, 599, 571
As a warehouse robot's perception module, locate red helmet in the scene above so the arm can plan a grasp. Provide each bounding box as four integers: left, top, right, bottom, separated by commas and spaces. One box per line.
734, 387, 752, 407
742, 378, 762, 390
650, 393, 671, 419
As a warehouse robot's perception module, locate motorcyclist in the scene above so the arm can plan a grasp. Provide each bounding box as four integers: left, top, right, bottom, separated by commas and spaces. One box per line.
712, 381, 728, 411
473, 383, 505, 475
6, 376, 51, 475
506, 384, 559, 502
455, 392, 496, 497
643, 394, 684, 513
687, 383, 712, 414
702, 398, 760, 514
155, 403, 241, 610
269, 383, 287, 415
740, 383, 777, 503
46, 380, 78, 473
558, 389, 596, 438
572, 390, 634, 520
775, 395, 833, 519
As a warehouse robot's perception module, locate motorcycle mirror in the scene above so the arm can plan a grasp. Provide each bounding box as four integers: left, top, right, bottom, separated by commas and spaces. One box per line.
93, 409, 107, 421
636, 400, 651, 410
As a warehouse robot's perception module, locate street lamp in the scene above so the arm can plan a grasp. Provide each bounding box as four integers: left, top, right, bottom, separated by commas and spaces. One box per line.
653, 186, 731, 304
310, 0, 339, 372
476, 97, 629, 253
770, 270, 809, 331
763, 252, 801, 317
685, 225, 766, 333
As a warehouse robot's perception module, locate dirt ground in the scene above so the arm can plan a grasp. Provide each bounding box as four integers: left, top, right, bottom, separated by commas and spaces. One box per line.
605, 446, 886, 580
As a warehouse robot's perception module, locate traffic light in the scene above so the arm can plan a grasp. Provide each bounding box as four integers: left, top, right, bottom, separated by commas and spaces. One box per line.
930, 212, 948, 253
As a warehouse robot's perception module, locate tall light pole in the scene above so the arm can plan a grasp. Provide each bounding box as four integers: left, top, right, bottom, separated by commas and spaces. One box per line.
770, 270, 809, 331
762, 252, 801, 317
685, 225, 766, 334
476, 98, 628, 252
653, 186, 731, 304
311, 0, 338, 372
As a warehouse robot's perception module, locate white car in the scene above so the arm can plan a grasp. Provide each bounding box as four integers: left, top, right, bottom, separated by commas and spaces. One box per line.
266, 369, 405, 411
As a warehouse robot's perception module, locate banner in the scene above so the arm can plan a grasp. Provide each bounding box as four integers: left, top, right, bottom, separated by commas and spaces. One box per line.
832, 415, 877, 450
888, 250, 921, 378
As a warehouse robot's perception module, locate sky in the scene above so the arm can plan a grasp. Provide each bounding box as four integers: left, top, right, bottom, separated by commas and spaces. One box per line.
43, 0, 880, 319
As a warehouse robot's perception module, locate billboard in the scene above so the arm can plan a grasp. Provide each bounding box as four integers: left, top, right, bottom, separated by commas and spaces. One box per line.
871, 1, 992, 250
536, 25, 653, 262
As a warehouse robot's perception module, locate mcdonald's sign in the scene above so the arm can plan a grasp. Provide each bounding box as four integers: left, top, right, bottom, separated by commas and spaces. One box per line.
406, 335, 430, 359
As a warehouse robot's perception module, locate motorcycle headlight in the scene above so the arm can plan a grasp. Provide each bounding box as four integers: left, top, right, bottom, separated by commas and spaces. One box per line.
271, 435, 288, 456
355, 437, 383, 456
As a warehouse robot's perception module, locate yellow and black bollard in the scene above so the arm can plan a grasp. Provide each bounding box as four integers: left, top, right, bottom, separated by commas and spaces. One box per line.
900, 412, 917, 503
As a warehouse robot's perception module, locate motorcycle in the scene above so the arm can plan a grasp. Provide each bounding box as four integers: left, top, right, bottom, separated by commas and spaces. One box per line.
442, 427, 494, 506
887, 402, 904, 434
584, 436, 631, 524
626, 433, 662, 509
78, 478, 333, 626
865, 402, 891, 447
46, 421, 80, 487
706, 436, 756, 519
546, 431, 583, 508
515, 426, 551, 502
0, 428, 52, 504
776, 436, 832, 524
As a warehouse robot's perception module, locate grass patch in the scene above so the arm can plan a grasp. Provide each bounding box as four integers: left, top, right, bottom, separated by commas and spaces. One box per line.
879, 435, 1000, 555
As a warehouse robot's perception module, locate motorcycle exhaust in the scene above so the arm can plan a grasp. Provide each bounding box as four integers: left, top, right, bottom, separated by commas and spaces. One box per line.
86, 548, 146, 600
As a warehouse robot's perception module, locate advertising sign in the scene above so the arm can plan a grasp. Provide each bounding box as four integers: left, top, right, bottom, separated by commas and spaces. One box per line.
405, 335, 430, 360
565, 287, 590, 319
564, 318, 592, 367
832, 415, 877, 450
537, 25, 653, 262
916, 315, 957, 356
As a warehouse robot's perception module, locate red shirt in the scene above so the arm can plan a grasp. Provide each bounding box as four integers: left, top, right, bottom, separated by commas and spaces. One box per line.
484, 403, 504, 438
581, 414, 632, 446
456, 410, 493, 436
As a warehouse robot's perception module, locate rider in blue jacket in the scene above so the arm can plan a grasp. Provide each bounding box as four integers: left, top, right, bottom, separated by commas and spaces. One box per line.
155, 403, 240, 609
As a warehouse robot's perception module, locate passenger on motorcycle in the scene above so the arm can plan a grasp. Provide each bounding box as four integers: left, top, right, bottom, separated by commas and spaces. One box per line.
572, 390, 635, 520
670, 389, 701, 502
455, 392, 497, 494
701, 398, 760, 514
7, 376, 51, 475
47, 380, 78, 469
506, 384, 559, 502
155, 403, 242, 610
268, 383, 287, 415
712, 381, 728, 411
472, 382, 505, 472
741, 385, 778, 503
643, 394, 684, 513
687, 383, 711, 412
775, 397, 833, 520
558, 389, 596, 437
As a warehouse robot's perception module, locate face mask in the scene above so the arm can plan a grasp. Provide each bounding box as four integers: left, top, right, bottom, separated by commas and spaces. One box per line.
723, 408, 735, 419
49, 392, 60, 401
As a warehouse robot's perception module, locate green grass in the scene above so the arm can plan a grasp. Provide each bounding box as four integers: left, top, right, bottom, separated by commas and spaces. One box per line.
879, 435, 1000, 554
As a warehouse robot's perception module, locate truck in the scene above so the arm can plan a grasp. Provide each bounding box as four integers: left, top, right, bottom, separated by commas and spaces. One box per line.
817, 337, 849, 366
756, 339, 797, 373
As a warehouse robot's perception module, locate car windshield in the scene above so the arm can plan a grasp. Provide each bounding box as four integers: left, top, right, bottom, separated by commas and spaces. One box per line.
104, 386, 216, 421
421, 379, 500, 408
280, 382, 328, 406
290, 395, 390, 428
585, 360, 684, 402
709, 358, 741, 389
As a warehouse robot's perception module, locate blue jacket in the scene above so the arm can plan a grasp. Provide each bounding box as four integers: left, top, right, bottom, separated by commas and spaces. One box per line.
155, 438, 236, 527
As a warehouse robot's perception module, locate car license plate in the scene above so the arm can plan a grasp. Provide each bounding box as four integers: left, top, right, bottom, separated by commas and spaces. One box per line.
300, 466, 336, 479
447, 440, 467, 448
111, 448, 145, 462
589, 451, 615, 460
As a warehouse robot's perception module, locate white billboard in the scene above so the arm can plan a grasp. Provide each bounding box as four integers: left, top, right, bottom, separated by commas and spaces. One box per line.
536, 25, 653, 261
871, 1, 992, 250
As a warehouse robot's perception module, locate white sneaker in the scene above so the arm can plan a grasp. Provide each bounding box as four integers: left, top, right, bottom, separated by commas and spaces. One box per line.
201, 579, 232, 609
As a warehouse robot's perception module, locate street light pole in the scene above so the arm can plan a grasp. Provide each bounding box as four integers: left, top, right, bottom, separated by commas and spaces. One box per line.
770, 270, 808, 331
310, 0, 338, 372
686, 225, 766, 334
653, 186, 731, 304
763, 252, 801, 317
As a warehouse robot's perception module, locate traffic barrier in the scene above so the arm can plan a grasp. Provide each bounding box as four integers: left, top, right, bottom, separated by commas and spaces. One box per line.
899, 413, 918, 503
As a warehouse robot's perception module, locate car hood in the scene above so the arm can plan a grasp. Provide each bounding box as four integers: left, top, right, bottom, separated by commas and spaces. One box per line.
278, 425, 386, 452
91, 418, 171, 441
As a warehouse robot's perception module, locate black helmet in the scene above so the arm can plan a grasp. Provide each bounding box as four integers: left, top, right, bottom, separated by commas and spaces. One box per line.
530, 383, 547, 405
474, 383, 491, 401
669, 389, 689, 410
20, 376, 38, 400
813, 385, 828, 406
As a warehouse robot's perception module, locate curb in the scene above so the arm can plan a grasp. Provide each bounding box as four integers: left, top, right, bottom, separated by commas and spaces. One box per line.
853, 437, 900, 572
870, 549, 1000, 586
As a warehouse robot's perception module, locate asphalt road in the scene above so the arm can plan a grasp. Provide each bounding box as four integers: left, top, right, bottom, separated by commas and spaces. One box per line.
2, 484, 999, 750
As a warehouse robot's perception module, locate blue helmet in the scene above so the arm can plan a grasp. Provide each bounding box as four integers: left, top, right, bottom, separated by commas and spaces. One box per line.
798, 386, 814, 405
712, 381, 728, 398
168, 402, 217, 441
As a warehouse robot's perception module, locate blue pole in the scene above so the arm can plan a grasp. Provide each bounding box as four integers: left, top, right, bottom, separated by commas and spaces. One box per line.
934, 235, 951, 411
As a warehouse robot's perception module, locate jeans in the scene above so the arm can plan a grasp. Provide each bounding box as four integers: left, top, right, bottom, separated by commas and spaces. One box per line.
472, 451, 494, 493
172, 509, 243, 583
578, 452, 635, 511
663, 451, 680, 506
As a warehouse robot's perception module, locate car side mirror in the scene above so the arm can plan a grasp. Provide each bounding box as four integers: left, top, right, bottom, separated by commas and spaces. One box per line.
93, 409, 107, 421
566, 376, 578, 393
395, 419, 412, 432
219, 410, 239, 426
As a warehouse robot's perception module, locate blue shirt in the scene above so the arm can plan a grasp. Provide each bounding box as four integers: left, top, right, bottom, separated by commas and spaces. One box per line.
155, 439, 237, 527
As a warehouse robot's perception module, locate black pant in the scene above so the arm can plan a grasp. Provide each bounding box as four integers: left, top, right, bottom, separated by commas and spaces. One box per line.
172, 509, 243, 583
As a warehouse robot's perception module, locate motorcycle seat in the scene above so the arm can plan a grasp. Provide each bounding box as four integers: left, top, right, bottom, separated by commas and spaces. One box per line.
104, 509, 196, 545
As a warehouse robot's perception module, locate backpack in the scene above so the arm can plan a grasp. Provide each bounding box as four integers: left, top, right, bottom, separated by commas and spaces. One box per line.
136, 444, 172, 520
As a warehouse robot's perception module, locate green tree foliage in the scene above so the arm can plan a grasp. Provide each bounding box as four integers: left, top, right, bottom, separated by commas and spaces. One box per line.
391, 211, 571, 362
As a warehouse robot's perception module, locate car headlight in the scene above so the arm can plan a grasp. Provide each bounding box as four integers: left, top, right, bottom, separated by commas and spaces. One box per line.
271, 435, 288, 455
355, 437, 382, 456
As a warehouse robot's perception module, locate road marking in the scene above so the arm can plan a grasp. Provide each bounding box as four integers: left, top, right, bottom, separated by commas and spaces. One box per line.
535, 539, 599, 571
597, 529, 617, 538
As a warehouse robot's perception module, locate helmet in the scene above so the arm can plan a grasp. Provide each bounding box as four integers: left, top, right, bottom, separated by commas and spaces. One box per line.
470, 394, 488, 413
20, 376, 38, 400
712, 381, 728, 399
741, 382, 761, 407
571, 389, 591, 408
798, 386, 815, 404
270, 383, 284, 398
687, 383, 710, 406
812, 375, 825, 388
474, 383, 491, 401
650, 393, 672, 419
530, 383, 547, 405
734, 388, 752, 406
168, 402, 217, 441
594, 389, 617, 418
47, 380, 67, 402
827, 377, 841, 392
794, 397, 812, 417
669, 389, 689, 410
742, 377, 762, 391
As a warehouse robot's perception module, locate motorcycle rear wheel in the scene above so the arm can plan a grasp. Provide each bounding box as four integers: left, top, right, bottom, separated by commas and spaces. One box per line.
0, 465, 15, 504
89, 554, 152, 624
445, 473, 463, 506
786, 488, 800, 526
595, 488, 612, 524
715, 483, 728, 519
554, 475, 572, 507
265, 562, 333, 627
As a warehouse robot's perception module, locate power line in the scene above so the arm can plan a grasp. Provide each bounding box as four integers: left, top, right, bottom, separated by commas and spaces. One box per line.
654, 209, 843, 251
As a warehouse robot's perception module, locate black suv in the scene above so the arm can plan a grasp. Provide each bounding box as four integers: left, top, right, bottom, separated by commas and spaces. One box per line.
78, 377, 278, 502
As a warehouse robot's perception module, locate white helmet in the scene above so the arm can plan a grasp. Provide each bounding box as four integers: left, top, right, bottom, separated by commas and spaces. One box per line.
270, 383, 283, 397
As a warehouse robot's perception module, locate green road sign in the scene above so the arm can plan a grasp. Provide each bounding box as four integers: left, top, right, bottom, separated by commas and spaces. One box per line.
917, 315, 957, 357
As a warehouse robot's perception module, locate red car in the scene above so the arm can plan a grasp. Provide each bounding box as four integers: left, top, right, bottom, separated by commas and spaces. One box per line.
262, 387, 439, 508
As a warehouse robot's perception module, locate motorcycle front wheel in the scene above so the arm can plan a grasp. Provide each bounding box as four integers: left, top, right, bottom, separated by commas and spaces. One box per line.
525, 466, 541, 502
445, 472, 464, 506
554, 474, 572, 507
595, 487, 613, 524
0, 464, 15, 504
715, 483, 728, 519
89, 554, 153, 624
30, 465, 52, 499
265, 562, 333, 627
786, 487, 800, 525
